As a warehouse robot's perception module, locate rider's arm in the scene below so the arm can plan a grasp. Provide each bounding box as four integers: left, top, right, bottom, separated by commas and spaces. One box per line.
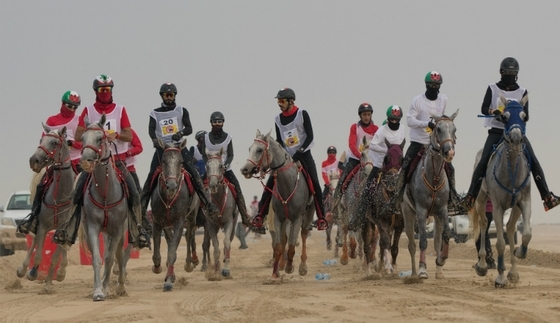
369, 131, 387, 155
113, 109, 132, 142
75, 109, 89, 142
275, 124, 284, 148
406, 97, 429, 129
225, 140, 234, 166
179, 108, 193, 137
300, 110, 314, 151
148, 116, 157, 140
348, 123, 360, 158
126, 130, 143, 157
481, 86, 493, 115
522, 90, 529, 121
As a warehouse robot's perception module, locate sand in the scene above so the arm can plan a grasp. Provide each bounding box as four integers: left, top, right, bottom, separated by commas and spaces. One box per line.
1, 224, 559, 323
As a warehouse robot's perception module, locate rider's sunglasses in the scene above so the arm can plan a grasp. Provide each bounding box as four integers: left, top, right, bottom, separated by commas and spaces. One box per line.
211, 120, 224, 125
64, 103, 78, 110
97, 86, 112, 93
162, 92, 175, 99
277, 98, 287, 104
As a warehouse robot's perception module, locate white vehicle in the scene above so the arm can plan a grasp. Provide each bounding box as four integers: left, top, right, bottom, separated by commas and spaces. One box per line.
0, 190, 31, 256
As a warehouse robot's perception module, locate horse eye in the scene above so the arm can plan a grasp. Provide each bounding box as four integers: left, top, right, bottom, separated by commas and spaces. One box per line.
256, 148, 263, 153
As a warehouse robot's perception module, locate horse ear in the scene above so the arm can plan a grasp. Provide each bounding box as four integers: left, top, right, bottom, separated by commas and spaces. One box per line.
180, 138, 187, 150
158, 138, 166, 149
99, 113, 106, 128
499, 94, 508, 107
450, 108, 459, 121
60, 126, 67, 137
520, 93, 529, 107
384, 138, 391, 148
42, 122, 51, 134
264, 129, 272, 142
84, 115, 91, 127
400, 139, 406, 150
219, 147, 224, 156
256, 129, 262, 137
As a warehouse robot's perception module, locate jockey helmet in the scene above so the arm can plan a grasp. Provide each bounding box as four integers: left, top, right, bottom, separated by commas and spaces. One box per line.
210, 111, 225, 123
327, 146, 337, 154
159, 82, 177, 94
195, 130, 207, 141
92, 74, 114, 90
424, 71, 443, 84
386, 105, 403, 120
61, 90, 81, 107
500, 57, 519, 75
358, 103, 373, 116
275, 88, 296, 100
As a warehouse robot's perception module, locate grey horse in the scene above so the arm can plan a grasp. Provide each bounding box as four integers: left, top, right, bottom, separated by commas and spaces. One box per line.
203, 148, 238, 278
336, 136, 371, 265
471, 96, 531, 288
18, 124, 75, 292
402, 110, 458, 280
240, 130, 314, 279
79, 114, 132, 301
150, 140, 200, 291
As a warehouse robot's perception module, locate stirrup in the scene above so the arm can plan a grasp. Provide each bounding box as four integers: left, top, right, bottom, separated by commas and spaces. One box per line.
316, 218, 328, 231
251, 215, 264, 228
459, 195, 475, 211
52, 229, 69, 246
544, 192, 560, 211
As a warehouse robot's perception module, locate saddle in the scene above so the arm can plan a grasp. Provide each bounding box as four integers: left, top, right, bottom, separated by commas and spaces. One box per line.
151, 166, 195, 196
406, 146, 453, 183
341, 164, 361, 193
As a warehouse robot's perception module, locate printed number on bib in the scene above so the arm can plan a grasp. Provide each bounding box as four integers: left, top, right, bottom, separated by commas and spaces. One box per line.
160, 117, 179, 137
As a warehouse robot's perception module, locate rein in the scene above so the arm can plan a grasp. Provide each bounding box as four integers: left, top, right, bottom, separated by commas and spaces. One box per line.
157, 147, 185, 226
492, 142, 530, 208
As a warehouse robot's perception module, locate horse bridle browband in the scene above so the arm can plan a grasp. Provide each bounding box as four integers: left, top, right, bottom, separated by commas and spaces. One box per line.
81, 127, 111, 164
37, 132, 70, 166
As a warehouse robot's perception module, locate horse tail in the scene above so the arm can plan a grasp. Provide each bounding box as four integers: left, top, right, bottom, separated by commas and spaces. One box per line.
29, 168, 46, 201
469, 204, 481, 240
266, 203, 275, 233
78, 221, 90, 258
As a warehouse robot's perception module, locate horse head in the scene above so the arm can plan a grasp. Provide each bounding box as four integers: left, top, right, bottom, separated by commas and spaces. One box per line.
29, 123, 69, 173
499, 95, 528, 151
241, 129, 289, 178
359, 135, 373, 175
430, 109, 459, 162
327, 169, 340, 191
159, 139, 186, 192
382, 139, 405, 192
206, 147, 225, 194
80, 113, 111, 173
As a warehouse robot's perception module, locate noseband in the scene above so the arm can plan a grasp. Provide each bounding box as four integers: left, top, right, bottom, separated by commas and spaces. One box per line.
81, 127, 111, 163
37, 132, 69, 166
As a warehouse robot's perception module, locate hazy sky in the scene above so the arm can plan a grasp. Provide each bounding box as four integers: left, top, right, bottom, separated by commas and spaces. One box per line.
2, 1, 560, 223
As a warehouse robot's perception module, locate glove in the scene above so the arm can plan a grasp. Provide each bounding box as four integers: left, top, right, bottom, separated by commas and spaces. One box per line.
152, 138, 159, 148
223, 163, 230, 170
171, 133, 182, 141
67, 140, 73, 147
428, 122, 435, 130
292, 151, 303, 162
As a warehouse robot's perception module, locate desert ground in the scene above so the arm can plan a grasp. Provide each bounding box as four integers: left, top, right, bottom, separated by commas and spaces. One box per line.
1, 224, 559, 323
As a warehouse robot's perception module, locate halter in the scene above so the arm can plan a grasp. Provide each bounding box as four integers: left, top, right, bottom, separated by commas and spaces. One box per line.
158, 147, 185, 226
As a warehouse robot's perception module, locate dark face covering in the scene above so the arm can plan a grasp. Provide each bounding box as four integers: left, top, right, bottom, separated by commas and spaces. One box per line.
501, 74, 517, 86
388, 121, 400, 130
211, 125, 223, 137
425, 84, 440, 100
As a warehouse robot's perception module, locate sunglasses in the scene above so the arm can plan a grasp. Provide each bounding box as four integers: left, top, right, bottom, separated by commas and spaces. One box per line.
277, 98, 287, 103
97, 86, 112, 93
162, 92, 175, 98
64, 103, 78, 110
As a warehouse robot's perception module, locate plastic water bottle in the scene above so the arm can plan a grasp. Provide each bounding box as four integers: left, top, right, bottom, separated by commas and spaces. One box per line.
323, 259, 337, 266
398, 270, 412, 278
315, 273, 331, 280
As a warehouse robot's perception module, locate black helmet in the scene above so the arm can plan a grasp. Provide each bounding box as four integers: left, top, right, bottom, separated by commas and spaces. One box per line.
358, 103, 373, 116
327, 146, 337, 154
210, 111, 225, 123
92, 74, 114, 90
275, 88, 296, 100
500, 57, 519, 75
195, 130, 207, 141
159, 82, 177, 94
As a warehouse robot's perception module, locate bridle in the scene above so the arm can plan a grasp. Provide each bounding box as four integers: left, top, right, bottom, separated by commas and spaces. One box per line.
81, 126, 111, 165
158, 147, 185, 225
246, 138, 290, 178
207, 154, 225, 184
37, 132, 70, 167
429, 117, 456, 152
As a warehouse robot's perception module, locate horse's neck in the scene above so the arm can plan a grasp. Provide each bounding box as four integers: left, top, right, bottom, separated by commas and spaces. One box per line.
90, 161, 122, 200
497, 143, 529, 183
422, 148, 446, 181
44, 165, 75, 202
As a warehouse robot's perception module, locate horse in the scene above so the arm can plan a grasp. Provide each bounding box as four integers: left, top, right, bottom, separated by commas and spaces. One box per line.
471, 96, 531, 288
240, 130, 314, 279
150, 140, 200, 291
18, 124, 75, 292
362, 139, 405, 276
402, 109, 458, 280
202, 148, 239, 278
336, 136, 371, 265
79, 114, 132, 301
323, 170, 340, 253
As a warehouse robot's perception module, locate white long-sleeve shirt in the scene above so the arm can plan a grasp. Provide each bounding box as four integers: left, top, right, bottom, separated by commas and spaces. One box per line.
407, 93, 447, 144
368, 124, 406, 168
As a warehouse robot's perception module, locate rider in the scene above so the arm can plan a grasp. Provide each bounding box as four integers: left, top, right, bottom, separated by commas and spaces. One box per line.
460, 57, 560, 211
190, 130, 207, 177
349, 105, 406, 230
52, 75, 150, 249
140, 83, 220, 224
201, 111, 252, 227
321, 146, 340, 201
251, 88, 328, 231
332, 103, 378, 208
384, 71, 462, 214
17, 90, 83, 235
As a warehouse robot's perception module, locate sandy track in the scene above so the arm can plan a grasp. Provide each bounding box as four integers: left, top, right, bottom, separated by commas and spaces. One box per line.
1, 225, 560, 323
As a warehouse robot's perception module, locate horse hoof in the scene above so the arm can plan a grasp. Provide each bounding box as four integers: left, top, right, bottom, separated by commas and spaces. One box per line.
475, 264, 488, 277
285, 263, 294, 274
435, 272, 445, 279
221, 269, 231, 277
113, 267, 120, 276
116, 284, 127, 296
184, 263, 194, 273
514, 247, 527, 259
299, 264, 308, 276
163, 282, 173, 292
152, 265, 162, 274
340, 257, 349, 266
327, 241, 332, 251
418, 271, 429, 279
507, 271, 520, 283
201, 264, 208, 272
27, 268, 38, 281
16, 266, 27, 278
56, 271, 66, 282
494, 281, 507, 289
192, 258, 199, 267
93, 293, 106, 302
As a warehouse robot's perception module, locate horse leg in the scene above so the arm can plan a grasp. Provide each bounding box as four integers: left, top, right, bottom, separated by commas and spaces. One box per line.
152, 225, 163, 274
56, 247, 68, 282
17, 233, 37, 279
326, 221, 332, 251
340, 225, 349, 265
191, 230, 199, 267
184, 225, 196, 273
285, 218, 300, 275
211, 227, 221, 274
221, 222, 233, 278
349, 231, 357, 259
102, 234, 118, 297
402, 202, 418, 279
28, 227, 47, 281
433, 214, 445, 279
474, 194, 489, 276
279, 223, 287, 272
114, 233, 128, 296
417, 213, 429, 279
362, 223, 373, 276
299, 226, 309, 276
391, 217, 404, 272
164, 222, 183, 291
508, 206, 525, 284
492, 207, 508, 288
379, 223, 394, 275
272, 240, 283, 279
514, 204, 531, 260
201, 227, 210, 272
42, 245, 62, 294
88, 225, 105, 301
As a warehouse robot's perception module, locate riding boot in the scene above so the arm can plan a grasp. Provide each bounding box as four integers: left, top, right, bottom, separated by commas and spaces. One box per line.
445, 163, 466, 215
533, 174, 560, 211
234, 190, 252, 227
53, 171, 88, 247
191, 170, 219, 217
251, 195, 270, 234
313, 190, 328, 231
348, 167, 380, 231
17, 179, 45, 235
